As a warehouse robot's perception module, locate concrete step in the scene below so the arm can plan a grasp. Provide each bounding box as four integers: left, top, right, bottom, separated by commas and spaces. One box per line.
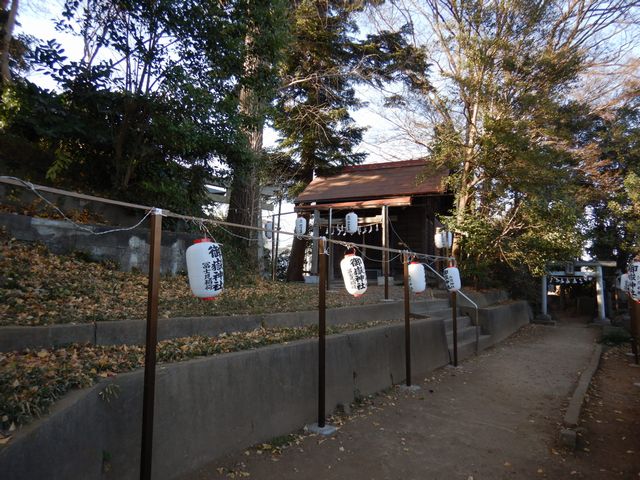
411, 299, 450, 314
442, 315, 472, 331
448, 334, 492, 363
446, 325, 477, 344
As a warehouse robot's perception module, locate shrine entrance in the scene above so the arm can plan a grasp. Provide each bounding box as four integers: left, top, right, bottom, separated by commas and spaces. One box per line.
540, 261, 615, 323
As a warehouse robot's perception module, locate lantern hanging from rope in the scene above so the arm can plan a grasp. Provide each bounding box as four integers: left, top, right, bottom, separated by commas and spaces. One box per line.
408, 261, 426, 293
443, 266, 461, 292
434, 229, 453, 250
340, 250, 368, 297
294, 217, 307, 236
619, 273, 629, 292
264, 221, 273, 240
445, 231, 453, 249
345, 212, 358, 234
629, 261, 640, 301
186, 238, 224, 300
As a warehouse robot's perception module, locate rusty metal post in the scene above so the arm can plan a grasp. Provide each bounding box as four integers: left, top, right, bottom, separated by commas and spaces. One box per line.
452, 291, 458, 367
327, 209, 333, 291
403, 254, 412, 386
318, 238, 327, 427
140, 209, 162, 480
271, 195, 282, 281
382, 205, 389, 299
631, 298, 639, 365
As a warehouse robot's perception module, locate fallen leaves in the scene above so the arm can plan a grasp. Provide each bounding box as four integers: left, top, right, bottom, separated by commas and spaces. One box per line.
0, 232, 406, 326
0, 322, 389, 431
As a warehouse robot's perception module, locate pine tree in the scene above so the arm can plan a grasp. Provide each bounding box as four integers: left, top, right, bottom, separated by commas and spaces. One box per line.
275, 0, 430, 280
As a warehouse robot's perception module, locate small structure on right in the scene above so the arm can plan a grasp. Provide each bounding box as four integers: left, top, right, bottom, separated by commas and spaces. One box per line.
541, 260, 616, 323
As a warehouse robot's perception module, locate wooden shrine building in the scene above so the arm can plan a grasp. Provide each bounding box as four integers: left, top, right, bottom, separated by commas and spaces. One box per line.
294, 159, 453, 282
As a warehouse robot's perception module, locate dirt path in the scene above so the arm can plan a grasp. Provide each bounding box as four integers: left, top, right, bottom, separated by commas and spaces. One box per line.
183, 318, 633, 480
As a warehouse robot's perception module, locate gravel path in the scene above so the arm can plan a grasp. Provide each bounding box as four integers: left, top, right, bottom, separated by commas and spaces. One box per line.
184, 317, 600, 480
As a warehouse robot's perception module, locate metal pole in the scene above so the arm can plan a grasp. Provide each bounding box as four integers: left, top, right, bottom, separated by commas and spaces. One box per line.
382, 206, 389, 299
452, 291, 458, 367
327, 208, 333, 291
596, 265, 606, 323
274, 199, 283, 281
541, 275, 548, 316
631, 298, 639, 365
403, 254, 412, 386
140, 209, 162, 480
271, 195, 282, 281
311, 209, 320, 275
318, 238, 327, 427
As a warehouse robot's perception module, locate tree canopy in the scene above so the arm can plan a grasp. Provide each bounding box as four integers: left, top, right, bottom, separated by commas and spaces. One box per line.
1, 0, 639, 287
367, 0, 639, 289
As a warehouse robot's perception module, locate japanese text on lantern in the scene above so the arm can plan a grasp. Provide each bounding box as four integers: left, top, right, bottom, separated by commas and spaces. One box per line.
202, 245, 223, 292
630, 262, 640, 301
349, 257, 366, 290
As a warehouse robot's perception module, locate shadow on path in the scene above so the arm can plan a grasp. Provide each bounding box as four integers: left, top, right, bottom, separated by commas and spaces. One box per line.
185, 316, 600, 480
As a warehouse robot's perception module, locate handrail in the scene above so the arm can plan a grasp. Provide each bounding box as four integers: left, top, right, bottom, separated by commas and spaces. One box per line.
422, 262, 481, 355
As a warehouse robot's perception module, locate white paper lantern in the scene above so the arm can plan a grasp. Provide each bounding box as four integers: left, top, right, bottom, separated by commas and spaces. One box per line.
619, 273, 629, 292
445, 231, 453, 249
434, 230, 453, 249
345, 212, 358, 234
264, 221, 273, 240
408, 262, 426, 293
629, 262, 640, 301
294, 217, 307, 236
340, 252, 368, 297
186, 238, 224, 300
443, 266, 461, 292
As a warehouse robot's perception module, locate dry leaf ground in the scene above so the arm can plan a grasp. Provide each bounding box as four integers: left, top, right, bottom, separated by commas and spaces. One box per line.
0, 231, 407, 326
557, 344, 640, 478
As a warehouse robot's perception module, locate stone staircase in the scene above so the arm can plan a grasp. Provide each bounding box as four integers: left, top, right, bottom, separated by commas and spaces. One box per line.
412, 292, 492, 363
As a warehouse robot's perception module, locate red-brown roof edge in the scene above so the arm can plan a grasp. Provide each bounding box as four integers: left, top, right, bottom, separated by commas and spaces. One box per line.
341, 159, 426, 173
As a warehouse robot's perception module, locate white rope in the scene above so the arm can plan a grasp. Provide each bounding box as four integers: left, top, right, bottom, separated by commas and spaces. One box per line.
1, 175, 455, 262
1, 176, 156, 235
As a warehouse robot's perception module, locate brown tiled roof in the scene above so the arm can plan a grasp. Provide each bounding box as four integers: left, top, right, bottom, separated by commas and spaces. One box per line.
295, 159, 448, 204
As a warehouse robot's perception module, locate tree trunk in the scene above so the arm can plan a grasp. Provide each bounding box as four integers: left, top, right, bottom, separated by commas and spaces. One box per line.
1, 0, 19, 85
286, 212, 310, 282
226, 24, 265, 272
452, 98, 480, 259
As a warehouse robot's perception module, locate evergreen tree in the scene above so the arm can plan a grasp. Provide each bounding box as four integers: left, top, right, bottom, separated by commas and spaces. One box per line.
372, 0, 638, 292
274, 0, 430, 280
0, 0, 249, 215
223, 0, 289, 273
583, 102, 640, 267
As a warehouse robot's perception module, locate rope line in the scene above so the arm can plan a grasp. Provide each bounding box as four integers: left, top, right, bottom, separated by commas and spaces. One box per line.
1, 176, 455, 262
1, 176, 156, 235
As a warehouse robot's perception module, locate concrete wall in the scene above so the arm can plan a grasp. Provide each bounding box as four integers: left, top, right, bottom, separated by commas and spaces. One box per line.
461, 300, 533, 345
0, 299, 451, 352
1, 184, 158, 228
0, 213, 199, 275
457, 289, 509, 308
0, 319, 449, 480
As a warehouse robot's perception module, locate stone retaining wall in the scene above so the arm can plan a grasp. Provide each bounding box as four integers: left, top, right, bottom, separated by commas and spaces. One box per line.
1, 319, 450, 480
1, 297, 533, 480
0, 212, 198, 275
0, 299, 450, 352
460, 300, 533, 343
